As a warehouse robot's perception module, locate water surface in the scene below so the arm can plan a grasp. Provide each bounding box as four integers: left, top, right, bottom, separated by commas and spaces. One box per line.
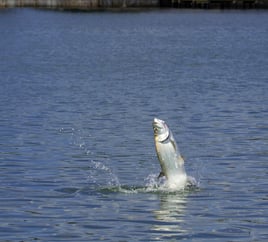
0, 8, 268, 241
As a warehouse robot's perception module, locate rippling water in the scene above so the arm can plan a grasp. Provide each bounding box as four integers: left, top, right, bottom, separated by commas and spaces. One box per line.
0, 8, 268, 241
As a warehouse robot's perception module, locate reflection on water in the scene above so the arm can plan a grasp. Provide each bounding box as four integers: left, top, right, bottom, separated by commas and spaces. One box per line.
152, 192, 188, 239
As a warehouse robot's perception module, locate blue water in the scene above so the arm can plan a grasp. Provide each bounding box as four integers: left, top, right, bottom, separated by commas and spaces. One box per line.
0, 8, 268, 241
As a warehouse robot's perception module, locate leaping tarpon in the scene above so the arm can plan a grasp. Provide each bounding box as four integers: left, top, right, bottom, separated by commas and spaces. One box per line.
153, 118, 194, 189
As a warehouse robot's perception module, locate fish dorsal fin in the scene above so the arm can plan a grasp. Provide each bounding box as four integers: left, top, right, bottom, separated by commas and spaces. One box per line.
177, 155, 185, 166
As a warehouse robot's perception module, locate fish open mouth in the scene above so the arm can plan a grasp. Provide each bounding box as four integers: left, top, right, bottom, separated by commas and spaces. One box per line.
152, 118, 165, 129
153, 118, 170, 142
153, 117, 164, 124
152, 119, 163, 134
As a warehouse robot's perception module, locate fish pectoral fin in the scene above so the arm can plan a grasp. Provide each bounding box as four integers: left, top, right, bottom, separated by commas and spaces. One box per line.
157, 171, 165, 179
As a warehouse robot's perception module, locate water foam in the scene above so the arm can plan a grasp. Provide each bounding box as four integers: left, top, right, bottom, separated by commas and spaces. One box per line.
99, 173, 199, 194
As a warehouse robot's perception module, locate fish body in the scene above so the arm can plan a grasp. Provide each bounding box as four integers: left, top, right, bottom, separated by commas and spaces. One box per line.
153, 118, 187, 189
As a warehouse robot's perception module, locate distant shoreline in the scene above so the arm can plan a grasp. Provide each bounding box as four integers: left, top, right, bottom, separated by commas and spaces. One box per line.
1, 0, 268, 10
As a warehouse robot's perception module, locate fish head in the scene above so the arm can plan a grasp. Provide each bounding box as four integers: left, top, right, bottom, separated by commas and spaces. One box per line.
152, 118, 170, 142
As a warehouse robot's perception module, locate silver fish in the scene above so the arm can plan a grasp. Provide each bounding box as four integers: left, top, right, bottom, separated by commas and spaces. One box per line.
152, 118, 188, 189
